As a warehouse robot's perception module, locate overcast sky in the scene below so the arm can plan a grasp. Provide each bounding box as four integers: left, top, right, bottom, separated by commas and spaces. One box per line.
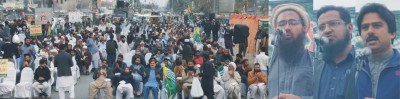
355, 0, 400, 12
139, 0, 168, 8
314, 0, 355, 10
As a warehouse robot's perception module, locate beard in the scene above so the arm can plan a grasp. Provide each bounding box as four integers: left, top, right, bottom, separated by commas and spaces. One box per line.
322, 32, 351, 62
117, 61, 122, 65
278, 33, 306, 60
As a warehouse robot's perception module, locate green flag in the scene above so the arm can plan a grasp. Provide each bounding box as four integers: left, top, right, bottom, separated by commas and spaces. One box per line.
163, 64, 177, 99
194, 27, 201, 44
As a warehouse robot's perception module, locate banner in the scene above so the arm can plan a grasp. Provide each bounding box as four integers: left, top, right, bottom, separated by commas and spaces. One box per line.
0, 59, 8, 77
35, 8, 53, 24
69, 12, 83, 23
29, 25, 43, 36
261, 20, 268, 32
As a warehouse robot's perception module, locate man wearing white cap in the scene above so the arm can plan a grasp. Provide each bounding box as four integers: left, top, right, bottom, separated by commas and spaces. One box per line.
269, 3, 313, 99
222, 62, 241, 99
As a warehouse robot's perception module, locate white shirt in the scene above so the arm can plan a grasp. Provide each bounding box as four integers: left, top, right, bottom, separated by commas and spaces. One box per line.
68, 37, 76, 48
254, 52, 269, 70
118, 41, 130, 54
98, 42, 107, 58
72, 56, 77, 66
98, 24, 106, 32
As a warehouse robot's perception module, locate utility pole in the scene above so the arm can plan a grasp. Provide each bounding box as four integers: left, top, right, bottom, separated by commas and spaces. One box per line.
213, 0, 215, 13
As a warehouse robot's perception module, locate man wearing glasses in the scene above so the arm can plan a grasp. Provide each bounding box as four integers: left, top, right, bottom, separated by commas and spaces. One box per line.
269, 3, 313, 99
314, 6, 357, 99
356, 3, 400, 99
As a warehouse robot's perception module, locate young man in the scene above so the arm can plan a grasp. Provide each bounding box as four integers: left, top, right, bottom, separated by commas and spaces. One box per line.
131, 56, 145, 95
356, 3, 400, 99
89, 60, 114, 99
247, 63, 268, 99
254, 47, 269, 74
32, 59, 51, 98
143, 60, 162, 99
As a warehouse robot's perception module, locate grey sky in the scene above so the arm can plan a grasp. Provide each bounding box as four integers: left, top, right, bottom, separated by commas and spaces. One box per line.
314, 0, 355, 10
140, 0, 168, 7
356, 0, 400, 12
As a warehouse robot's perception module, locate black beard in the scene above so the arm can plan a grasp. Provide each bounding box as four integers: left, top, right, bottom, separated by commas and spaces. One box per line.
278, 33, 305, 61
322, 32, 351, 62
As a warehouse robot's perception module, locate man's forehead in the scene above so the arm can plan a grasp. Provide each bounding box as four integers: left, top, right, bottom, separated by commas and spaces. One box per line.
276, 10, 301, 20
361, 13, 385, 25
318, 10, 341, 24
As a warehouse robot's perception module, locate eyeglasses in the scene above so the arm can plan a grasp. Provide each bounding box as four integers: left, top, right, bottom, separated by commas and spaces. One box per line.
361, 22, 383, 31
318, 20, 344, 31
277, 19, 302, 27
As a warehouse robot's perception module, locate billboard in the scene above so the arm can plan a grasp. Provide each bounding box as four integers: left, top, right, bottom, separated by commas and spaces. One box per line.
35, 8, 53, 24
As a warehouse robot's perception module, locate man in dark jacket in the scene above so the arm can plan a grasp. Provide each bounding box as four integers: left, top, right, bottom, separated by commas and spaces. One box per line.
233, 24, 249, 56
204, 20, 212, 39
1, 37, 19, 59
314, 5, 357, 99
54, 44, 75, 99
181, 39, 193, 62
143, 60, 163, 99
106, 34, 118, 68
115, 67, 134, 99
200, 53, 215, 99
33, 59, 51, 98
356, 3, 400, 99
212, 19, 220, 41
112, 54, 128, 90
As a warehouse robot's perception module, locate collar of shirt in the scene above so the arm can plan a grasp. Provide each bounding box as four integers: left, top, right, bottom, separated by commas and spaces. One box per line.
326, 47, 356, 66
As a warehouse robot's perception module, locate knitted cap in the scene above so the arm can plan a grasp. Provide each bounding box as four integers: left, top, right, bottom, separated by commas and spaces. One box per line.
271, 3, 310, 31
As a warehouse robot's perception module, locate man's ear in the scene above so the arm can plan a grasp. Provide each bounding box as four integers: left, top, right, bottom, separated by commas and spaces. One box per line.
302, 26, 307, 34
347, 23, 353, 31
390, 32, 396, 42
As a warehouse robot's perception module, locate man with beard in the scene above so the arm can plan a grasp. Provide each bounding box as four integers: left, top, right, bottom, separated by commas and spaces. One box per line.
118, 35, 130, 54
85, 33, 101, 72
356, 3, 400, 99
89, 60, 114, 99
182, 60, 200, 99
247, 63, 268, 98
20, 37, 36, 69
269, 3, 313, 99
314, 6, 356, 99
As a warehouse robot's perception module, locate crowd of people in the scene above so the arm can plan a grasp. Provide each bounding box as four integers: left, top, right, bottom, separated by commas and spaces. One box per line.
0, 14, 269, 99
